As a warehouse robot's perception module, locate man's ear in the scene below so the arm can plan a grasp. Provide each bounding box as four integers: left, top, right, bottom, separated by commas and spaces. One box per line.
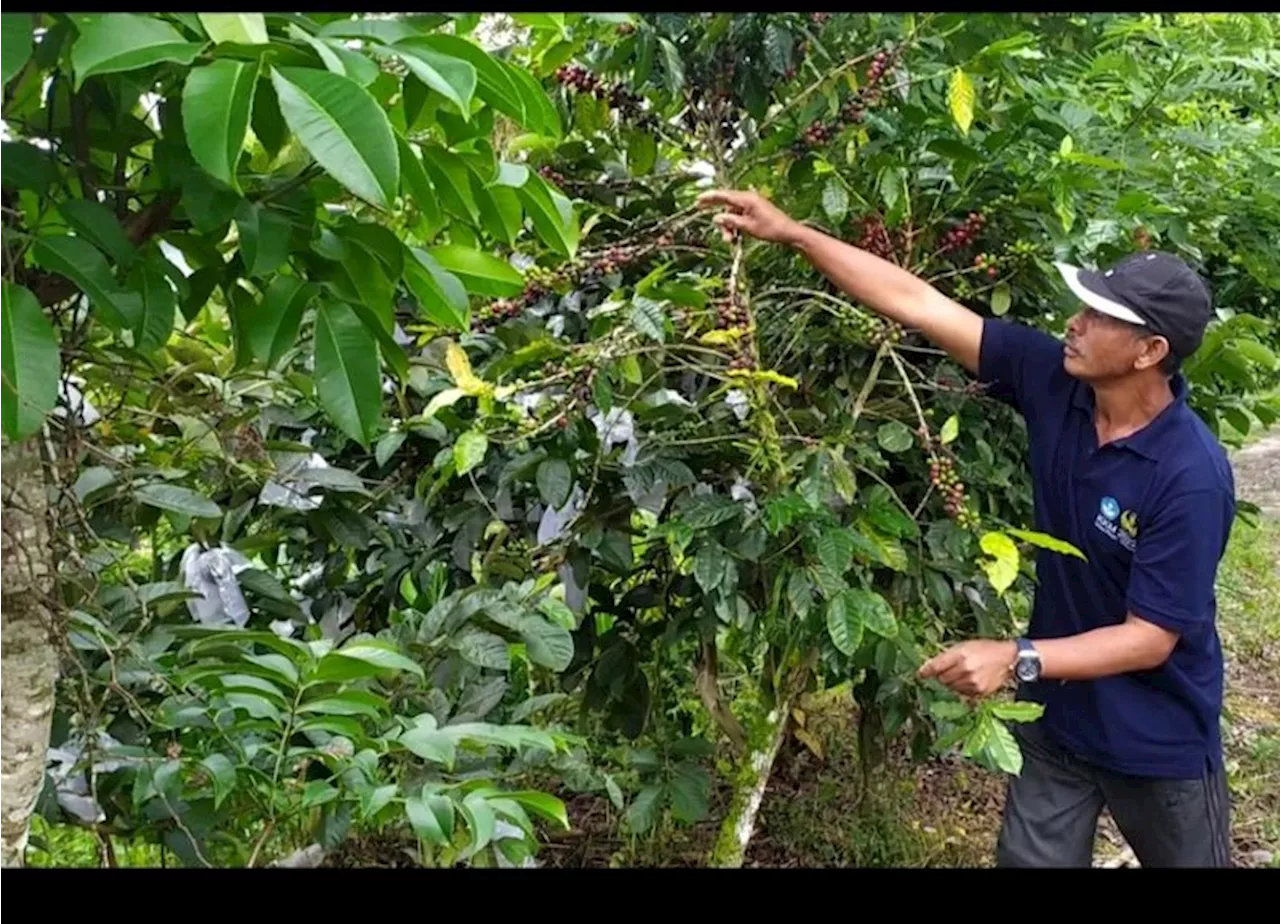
1134, 334, 1171, 372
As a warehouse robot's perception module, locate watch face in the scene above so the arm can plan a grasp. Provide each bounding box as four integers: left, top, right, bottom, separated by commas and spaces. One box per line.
1016, 657, 1039, 682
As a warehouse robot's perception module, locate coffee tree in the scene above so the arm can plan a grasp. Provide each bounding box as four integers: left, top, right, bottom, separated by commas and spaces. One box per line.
3, 11, 1277, 867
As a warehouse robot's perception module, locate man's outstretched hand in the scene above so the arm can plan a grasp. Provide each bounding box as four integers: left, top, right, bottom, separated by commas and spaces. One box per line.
695, 189, 804, 246
918, 639, 1018, 697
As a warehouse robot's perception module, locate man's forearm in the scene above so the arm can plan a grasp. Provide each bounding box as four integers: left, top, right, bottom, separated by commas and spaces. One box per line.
786, 225, 983, 373
1035, 619, 1177, 682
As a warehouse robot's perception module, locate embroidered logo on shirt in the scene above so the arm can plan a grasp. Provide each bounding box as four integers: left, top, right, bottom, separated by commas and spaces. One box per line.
1095, 496, 1136, 551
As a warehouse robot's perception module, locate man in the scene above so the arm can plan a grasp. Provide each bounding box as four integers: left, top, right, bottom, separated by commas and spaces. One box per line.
695, 189, 1235, 868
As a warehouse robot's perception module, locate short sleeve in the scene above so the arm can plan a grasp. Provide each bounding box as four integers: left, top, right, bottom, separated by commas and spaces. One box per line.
977, 318, 1069, 416
1126, 489, 1234, 634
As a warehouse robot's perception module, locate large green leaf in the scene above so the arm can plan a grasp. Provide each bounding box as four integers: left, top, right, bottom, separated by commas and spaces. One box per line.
454, 429, 488, 475
381, 42, 476, 119
516, 174, 579, 258
71, 14, 206, 88
519, 616, 574, 671
536, 458, 572, 508
978, 531, 1020, 594
1005, 528, 1087, 561
419, 143, 480, 224
504, 62, 562, 138
405, 248, 469, 330
234, 202, 291, 277
847, 588, 897, 639
313, 299, 382, 447
396, 135, 444, 231
30, 235, 132, 331
409, 35, 526, 126
244, 276, 317, 369
127, 263, 177, 352
271, 66, 399, 210
57, 201, 136, 268
3, 14, 34, 87
406, 794, 449, 846
826, 590, 865, 656
183, 59, 259, 191
425, 244, 524, 298
135, 484, 223, 519
198, 13, 268, 45
1, 283, 60, 442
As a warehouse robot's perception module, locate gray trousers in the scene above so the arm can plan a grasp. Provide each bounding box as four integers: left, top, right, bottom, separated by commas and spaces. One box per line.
996, 722, 1233, 868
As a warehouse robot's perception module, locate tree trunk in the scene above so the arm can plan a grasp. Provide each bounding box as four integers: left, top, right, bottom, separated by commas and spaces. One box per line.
1, 438, 58, 867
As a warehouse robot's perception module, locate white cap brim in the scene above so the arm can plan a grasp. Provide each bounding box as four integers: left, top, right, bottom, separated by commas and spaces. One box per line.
1054, 262, 1147, 326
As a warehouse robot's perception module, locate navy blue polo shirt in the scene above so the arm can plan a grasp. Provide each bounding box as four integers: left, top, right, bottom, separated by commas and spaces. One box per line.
977, 318, 1235, 779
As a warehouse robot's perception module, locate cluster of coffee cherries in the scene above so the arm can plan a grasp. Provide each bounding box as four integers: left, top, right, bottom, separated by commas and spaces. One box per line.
716, 295, 757, 371
872, 321, 906, 348
538, 165, 567, 188
865, 48, 896, 94
925, 440, 978, 528
938, 212, 986, 255
973, 252, 1000, 279
539, 359, 594, 428
554, 64, 657, 129
854, 213, 900, 261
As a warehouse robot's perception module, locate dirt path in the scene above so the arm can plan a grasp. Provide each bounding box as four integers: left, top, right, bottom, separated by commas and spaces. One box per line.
1230, 430, 1280, 518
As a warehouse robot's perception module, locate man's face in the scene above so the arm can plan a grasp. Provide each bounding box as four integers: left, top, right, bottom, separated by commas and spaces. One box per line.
1063, 305, 1167, 382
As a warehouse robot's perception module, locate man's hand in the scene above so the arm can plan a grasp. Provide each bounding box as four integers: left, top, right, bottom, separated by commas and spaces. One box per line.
695, 189, 804, 245
918, 639, 1018, 697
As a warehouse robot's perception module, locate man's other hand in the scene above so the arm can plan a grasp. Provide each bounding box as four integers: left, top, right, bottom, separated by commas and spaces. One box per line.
918, 639, 1018, 697
695, 189, 803, 245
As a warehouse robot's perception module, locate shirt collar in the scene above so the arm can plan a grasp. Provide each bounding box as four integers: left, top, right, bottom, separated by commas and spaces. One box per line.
1071, 374, 1190, 460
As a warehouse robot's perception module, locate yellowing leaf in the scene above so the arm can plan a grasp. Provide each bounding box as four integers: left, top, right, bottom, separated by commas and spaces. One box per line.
948, 68, 975, 136
751, 369, 798, 389
699, 328, 746, 345
978, 530, 1019, 594
1006, 527, 1088, 561
445, 341, 492, 397
423, 386, 466, 419
940, 414, 960, 445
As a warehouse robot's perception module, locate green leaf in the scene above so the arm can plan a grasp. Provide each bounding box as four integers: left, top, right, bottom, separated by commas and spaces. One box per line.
625, 784, 664, 834
504, 790, 569, 830
200, 754, 236, 809
406, 794, 449, 845
511, 13, 566, 32
297, 690, 387, 719
405, 248, 469, 330
817, 527, 855, 575
516, 174, 579, 258
383, 42, 476, 119
234, 202, 291, 276
317, 640, 425, 680
826, 590, 865, 656
877, 420, 914, 453
694, 543, 727, 594
520, 616, 574, 671
631, 296, 667, 342
197, 13, 268, 45
135, 484, 222, 519
990, 701, 1045, 724
425, 244, 524, 298
419, 142, 480, 224
2, 14, 34, 86
940, 414, 960, 445
948, 68, 976, 136
1, 283, 60, 443
658, 37, 684, 93
848, 587, 897, 639
57, 200, 135, 267
991, 282, 1011, 317
1005, 528, 1087, 561
127, 263, 176, 352
400, 726, 456, 768
979, 531, 1020, 594
30, 235, 132, 331
244, 276, 316, 369
362, 784, 398, 821
314, 299, 382, 448
271, 66, 399, 210
985, 718, 1022, 774
460, 792, 496, 857
71, 14, 205, 88
668, 763, 711, 823
183, 59, 258, 191
397, 135, 444, 230
456, 629, 510, 671
1235, 339, 1279, 371
454, 429, 488, 475
822, 178, 849, 225
763, 23, 793, 75
536, 458, 572, 508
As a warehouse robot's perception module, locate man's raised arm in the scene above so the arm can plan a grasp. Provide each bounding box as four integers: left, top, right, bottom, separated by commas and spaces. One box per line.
695, 189, 984, 374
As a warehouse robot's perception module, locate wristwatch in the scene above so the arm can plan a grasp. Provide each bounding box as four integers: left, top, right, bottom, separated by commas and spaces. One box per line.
1013, 637, 1041, 684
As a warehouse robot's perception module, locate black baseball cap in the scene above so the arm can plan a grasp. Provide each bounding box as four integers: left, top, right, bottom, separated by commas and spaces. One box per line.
1055, 251, 1213, 359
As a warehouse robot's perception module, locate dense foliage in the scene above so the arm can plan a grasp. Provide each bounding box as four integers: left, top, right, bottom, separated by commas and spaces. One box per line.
3, 11, 1278, 867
